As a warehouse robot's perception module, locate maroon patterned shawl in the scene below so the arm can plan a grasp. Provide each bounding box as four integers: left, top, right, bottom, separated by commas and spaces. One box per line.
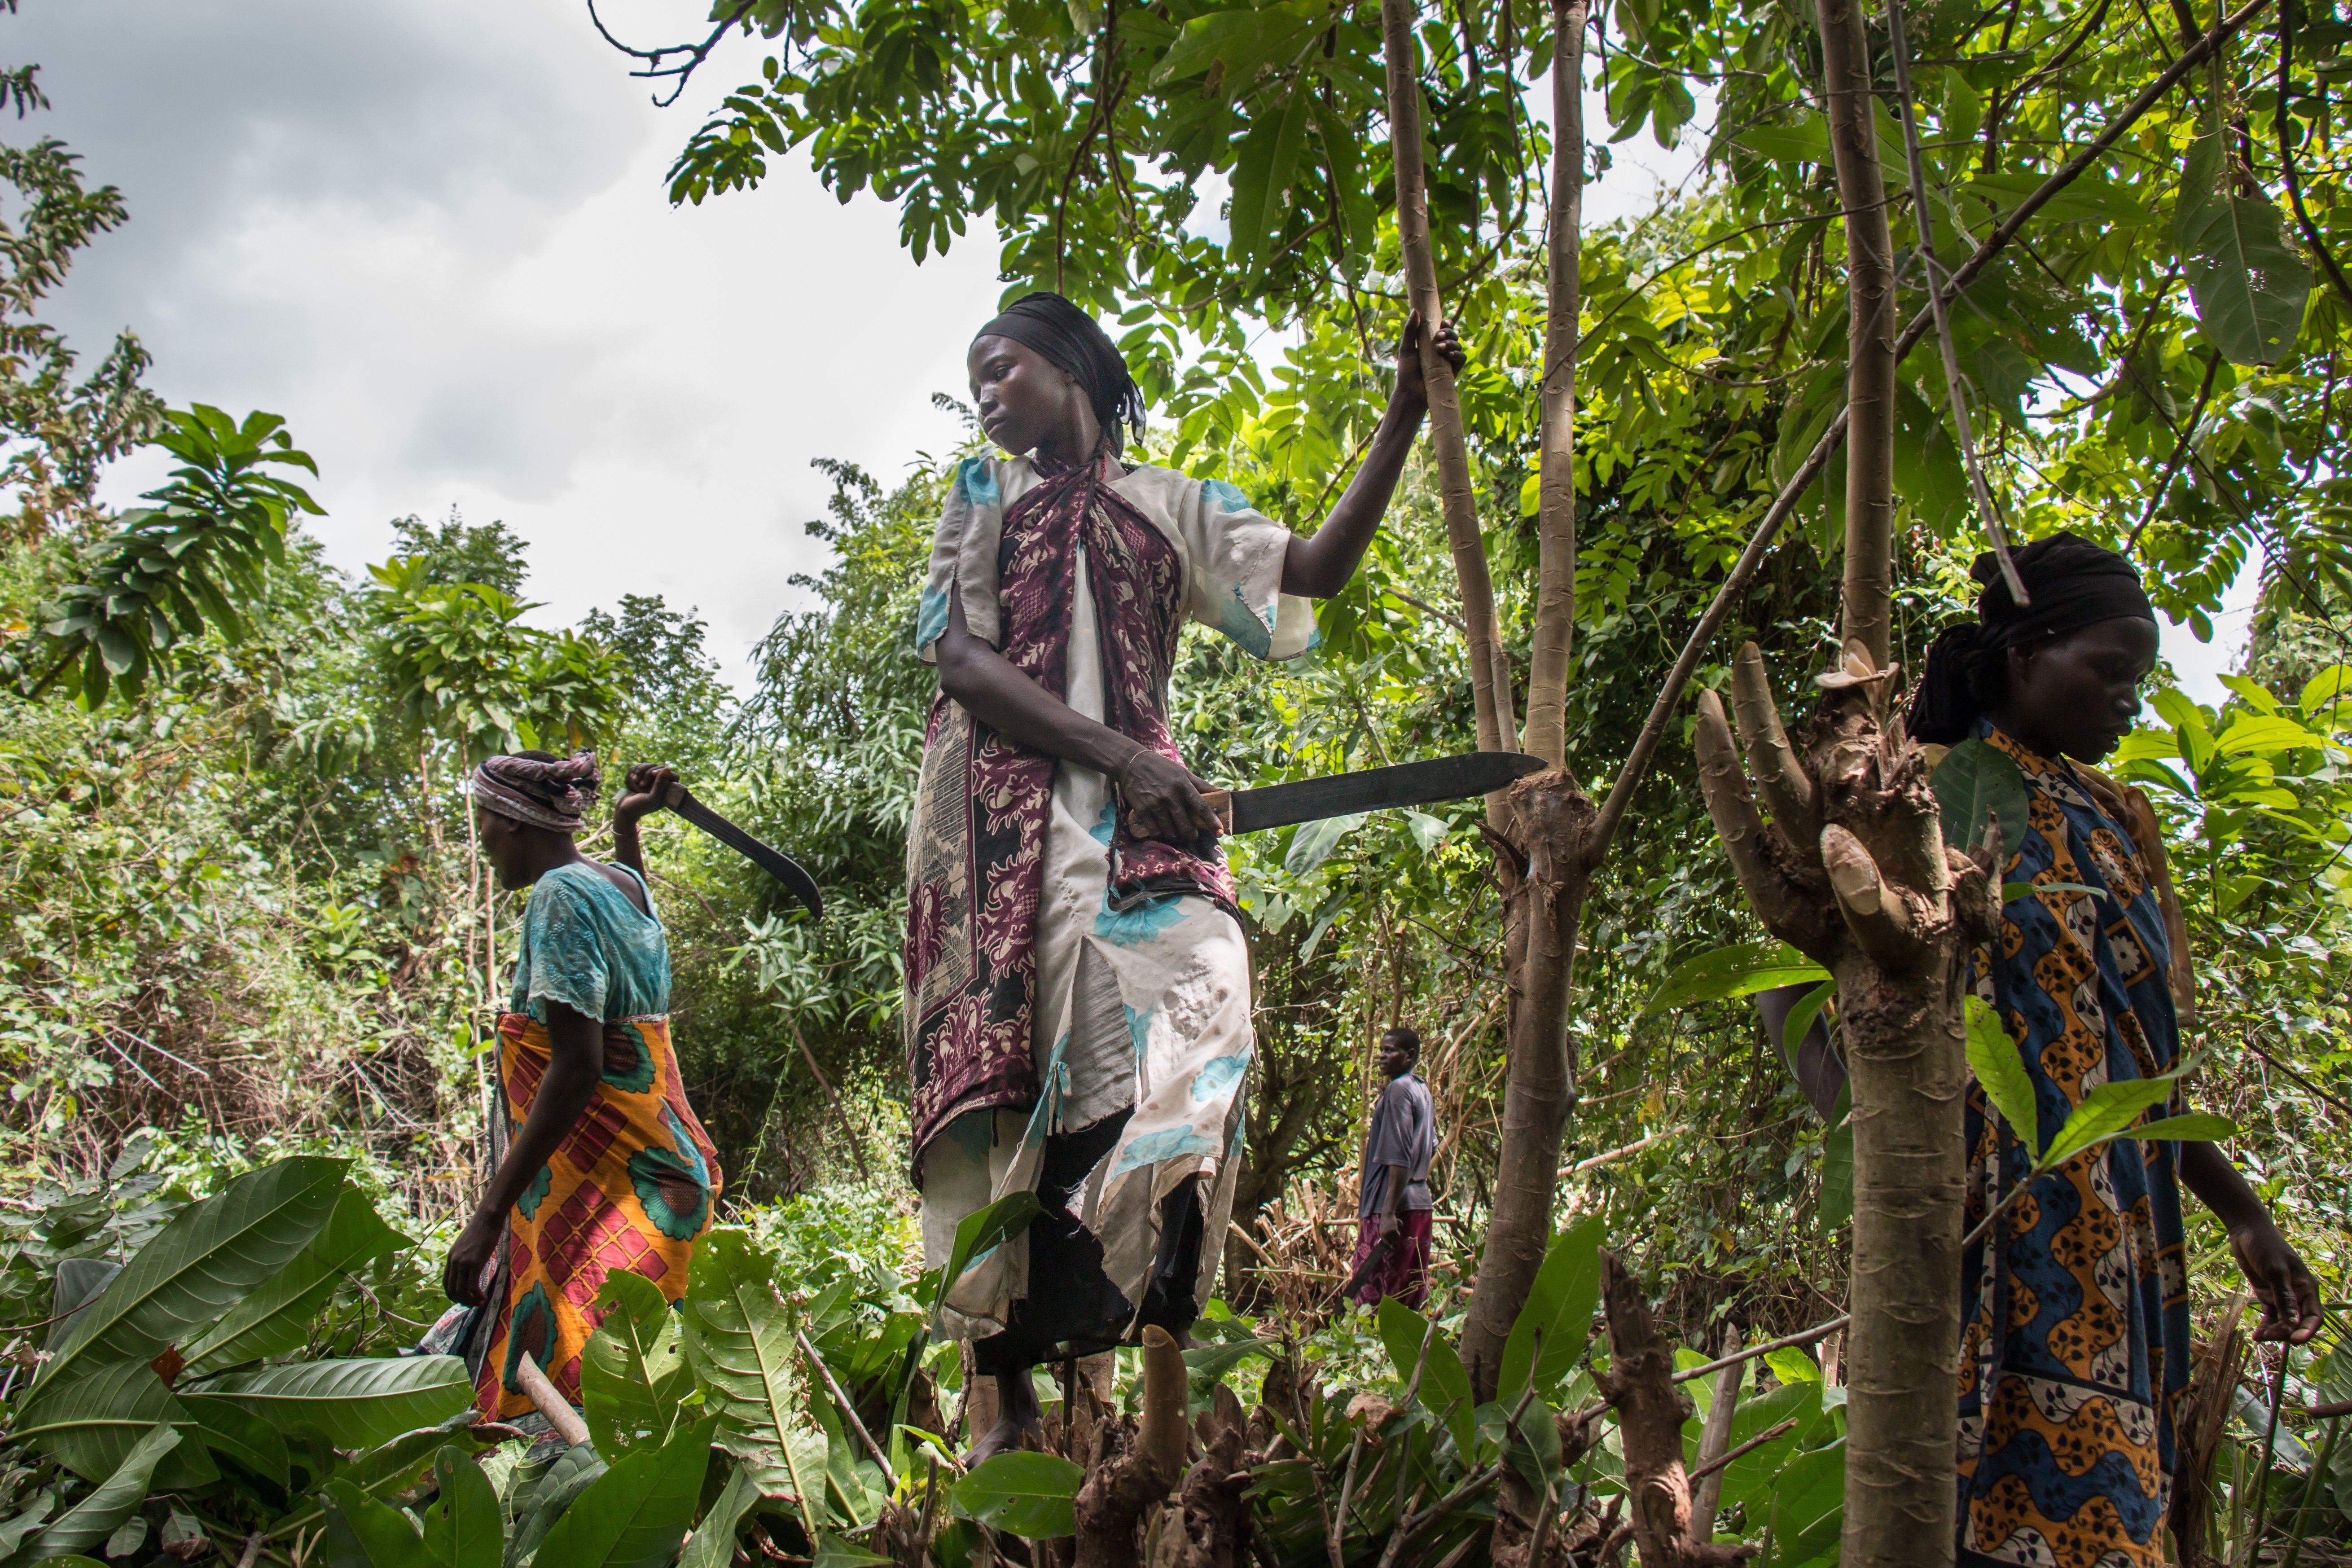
902, 455, 1237, 1172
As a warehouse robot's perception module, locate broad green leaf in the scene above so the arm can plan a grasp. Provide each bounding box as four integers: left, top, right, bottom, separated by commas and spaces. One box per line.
1713, 1381, 1823, 1511
180, 1394, 291, 1489
1181, 1337, 1275, 1390
2298, 666, 2352, 718
680, 1231, 823, 1511
2177, 113, 2311, 365
504, 1444, 607, 1568
7, 1424, 180, 1566
268, 1421, 482, 1542
1643, 942, 1830, 1016
1733, 113, 1828, 164
184, 1186, 411, 1375
1282, 810, 1365, 876
809, 1537, 891, 1568
1764, 1347, 1821, 1384
535, 1418, 715, 1568
31, 1157, 344, 1399
1374, 1299, 1473, 1453
1819, 1082, 1854, 1234
1496, 1216, 1604, 1405
583, 1274, 693, 1456
1965, 996, 2039, 1148
320, 1477, 434, 1568
9, 1356, 187, 1483
1229, 89, 1312, 269
931, 1194, 1041, 1335
947, 1452, 1083, 1539
2037, 1072, 2185, 1172
1933, 738, 2030, 861
1501, 1393, 1561, 1494
1768, 1437, 1847, 1566
2212, 713, 2324, 756
677, 1464, 759, 1568
1779, 979, 1834, 1067
2130, 1113, 2238, 1143
419, 1448, 503, 1568
183, 1355, 471, 1451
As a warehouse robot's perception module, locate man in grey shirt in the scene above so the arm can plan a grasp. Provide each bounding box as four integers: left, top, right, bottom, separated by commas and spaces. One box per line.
1349, 1026, 1437, 1308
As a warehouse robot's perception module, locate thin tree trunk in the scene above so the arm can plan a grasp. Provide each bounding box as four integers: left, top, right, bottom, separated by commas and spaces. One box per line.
1817, 0, 1897, 666
1381, 0, 1516, 777
1523, 0, 1586, 769
1460, 777, 1593, 1400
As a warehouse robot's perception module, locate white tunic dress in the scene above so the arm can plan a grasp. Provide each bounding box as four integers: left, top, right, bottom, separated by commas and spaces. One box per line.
909, 455, 1314, 1339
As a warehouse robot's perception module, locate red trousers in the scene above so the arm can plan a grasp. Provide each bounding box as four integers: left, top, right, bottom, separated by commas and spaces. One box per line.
1348, 1208, 1434, 1309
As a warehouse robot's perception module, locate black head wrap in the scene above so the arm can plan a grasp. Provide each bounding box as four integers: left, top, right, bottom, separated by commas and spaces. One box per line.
1905, 530, 2156, 743
473, 750, 601, 835
972, 291, 1146, 457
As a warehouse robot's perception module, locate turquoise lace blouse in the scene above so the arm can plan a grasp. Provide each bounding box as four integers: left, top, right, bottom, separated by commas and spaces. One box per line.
508, 862, 671, 1023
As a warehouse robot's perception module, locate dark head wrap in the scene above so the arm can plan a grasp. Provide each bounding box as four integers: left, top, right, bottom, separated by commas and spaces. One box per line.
972, 291, 1146, 456
473, 750, 601, 835
1905, 530, 2156, 743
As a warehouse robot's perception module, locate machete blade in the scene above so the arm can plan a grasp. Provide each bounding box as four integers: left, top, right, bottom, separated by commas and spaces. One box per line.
1211, 751, 1548, 835
660, 785, 824, 920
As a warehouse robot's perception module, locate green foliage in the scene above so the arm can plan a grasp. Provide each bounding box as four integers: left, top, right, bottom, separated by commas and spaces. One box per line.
34, 407, 322, 707
945, 1453, 1083, 1538
1932, 738, 2031, 862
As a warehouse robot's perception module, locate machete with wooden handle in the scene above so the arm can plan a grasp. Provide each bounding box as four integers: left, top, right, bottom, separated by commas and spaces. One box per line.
1199, 751, 1547, 835
658, 781, 824, 920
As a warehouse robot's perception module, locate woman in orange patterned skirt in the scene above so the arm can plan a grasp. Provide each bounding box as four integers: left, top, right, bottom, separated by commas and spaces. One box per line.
442, 751, 723, 1419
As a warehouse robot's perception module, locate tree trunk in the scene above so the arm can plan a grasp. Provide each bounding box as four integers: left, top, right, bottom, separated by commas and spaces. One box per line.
1692, 647, 1990, 1568
1599, 1251, 1758, 1568
1381, 0, 1515, 769
1523, 0, 1586, 770
1460, 775, 1593, 1400
1817, 0, 1897, 666
1383, 0, 1602, 1400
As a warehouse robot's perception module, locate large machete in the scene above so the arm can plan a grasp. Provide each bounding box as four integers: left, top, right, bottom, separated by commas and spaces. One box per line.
659, 780, 824, 920
1201, 751, 1547, 835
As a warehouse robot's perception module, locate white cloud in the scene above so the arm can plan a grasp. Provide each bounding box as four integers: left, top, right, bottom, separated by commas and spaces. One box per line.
13, 0, 1006, 681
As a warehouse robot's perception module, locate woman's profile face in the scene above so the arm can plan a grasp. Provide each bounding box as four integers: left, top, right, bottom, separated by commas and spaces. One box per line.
476, 804, 531, 889
2002, 615, 2160, 762
967, 334, 1079, 457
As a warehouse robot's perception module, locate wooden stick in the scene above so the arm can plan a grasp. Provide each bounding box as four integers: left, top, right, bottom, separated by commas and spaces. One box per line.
1671, 1315, 1849, 1384
1687, 1417, 1799, 1485
514, 1352, 590, 1446
796, 1327, 897, 1489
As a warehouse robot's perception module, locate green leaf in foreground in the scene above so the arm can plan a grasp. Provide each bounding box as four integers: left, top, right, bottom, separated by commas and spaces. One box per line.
1496, 1215, 1604, 1406
583, 1273, 693, 1455
1644, 941, 1830, 1016
8, 1424, 180, 1566
535, 1418, 716, 1568
183, 1185, 410, 1376
1933, 738, 2029, 862
320, 1476, 434, 1568
2037, 1071, 2188, 1173
1964, 996, 2040, 1150
680, 1231, 824, 1514
419, 1446, 504, 1568
2177, 110, 2311, 366
931, 1192, 1041, 1334
184, 1355, 471, 1451
677, 1464, 760, 1568
948, 1451, 1083, 1539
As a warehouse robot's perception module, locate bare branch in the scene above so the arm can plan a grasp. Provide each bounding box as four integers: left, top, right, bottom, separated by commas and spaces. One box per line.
585, 0, 755, 108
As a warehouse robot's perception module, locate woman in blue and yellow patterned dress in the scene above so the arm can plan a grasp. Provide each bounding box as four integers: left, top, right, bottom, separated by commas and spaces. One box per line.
1907, 533, 2321, 1566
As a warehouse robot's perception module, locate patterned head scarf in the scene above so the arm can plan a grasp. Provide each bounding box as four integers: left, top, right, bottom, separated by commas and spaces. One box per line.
1906, 530, 2156, 744
972, 291, 1146, 456
472, 751, 601, 835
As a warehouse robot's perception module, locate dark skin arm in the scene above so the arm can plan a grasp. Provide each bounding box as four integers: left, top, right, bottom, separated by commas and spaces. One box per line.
1375, 1165, 1408, 1240
443, 999, 601, 1307
936, 316, 1464, 844
2178, 1140, 2322, 1343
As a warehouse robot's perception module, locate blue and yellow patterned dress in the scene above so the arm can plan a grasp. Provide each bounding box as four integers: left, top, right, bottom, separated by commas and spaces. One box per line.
1957, 721, 2195, 1566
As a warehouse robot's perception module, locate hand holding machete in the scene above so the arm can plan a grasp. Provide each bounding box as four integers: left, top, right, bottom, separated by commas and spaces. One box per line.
615, 762, 826, 920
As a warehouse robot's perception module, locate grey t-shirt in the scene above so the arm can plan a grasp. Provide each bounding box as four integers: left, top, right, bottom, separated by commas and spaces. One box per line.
1358, 1072, 1436, 1218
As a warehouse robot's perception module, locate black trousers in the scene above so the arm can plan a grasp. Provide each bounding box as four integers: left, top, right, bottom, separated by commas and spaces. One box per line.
970, 1109, 1206, 1378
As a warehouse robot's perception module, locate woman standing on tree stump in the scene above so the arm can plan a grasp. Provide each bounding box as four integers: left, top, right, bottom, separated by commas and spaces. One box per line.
1905, 533, 2321, 1566
905, 291, 1459, 1460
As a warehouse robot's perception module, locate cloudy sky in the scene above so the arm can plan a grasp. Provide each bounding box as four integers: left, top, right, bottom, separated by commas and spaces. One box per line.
13, 0, 2245, 696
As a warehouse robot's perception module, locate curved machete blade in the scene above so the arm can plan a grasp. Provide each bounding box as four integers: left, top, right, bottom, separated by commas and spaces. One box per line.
659, 784, 823, 920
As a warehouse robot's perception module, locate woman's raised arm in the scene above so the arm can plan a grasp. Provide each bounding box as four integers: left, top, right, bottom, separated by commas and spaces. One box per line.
1279, 313, 1466, 600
